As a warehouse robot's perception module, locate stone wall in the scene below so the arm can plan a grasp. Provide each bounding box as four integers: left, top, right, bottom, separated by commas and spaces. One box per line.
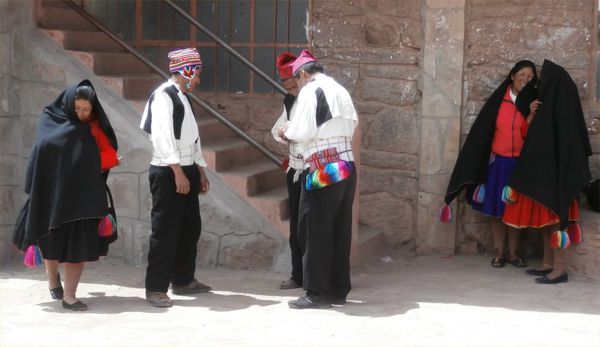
0, 0, 285, 271
310, 0, 423, 248
459, 0, 599, 259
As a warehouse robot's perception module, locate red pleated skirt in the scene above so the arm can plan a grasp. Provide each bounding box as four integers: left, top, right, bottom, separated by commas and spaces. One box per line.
502, 190, 579, 228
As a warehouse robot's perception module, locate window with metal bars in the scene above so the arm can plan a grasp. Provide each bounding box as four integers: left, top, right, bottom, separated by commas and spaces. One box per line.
83, 0, 310, 94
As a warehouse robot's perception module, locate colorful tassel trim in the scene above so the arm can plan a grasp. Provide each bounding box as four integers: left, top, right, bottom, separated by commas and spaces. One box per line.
567, 223, 582, 245
501, 186, 518, 204
439, 204, 453, 223
23, 245, 43, 268
98, 214, 117, 237
472, 184, 485, 203
550, 230, 571, 249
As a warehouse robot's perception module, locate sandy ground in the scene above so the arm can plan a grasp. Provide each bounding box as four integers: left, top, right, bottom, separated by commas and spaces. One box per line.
0, 253, 599, 347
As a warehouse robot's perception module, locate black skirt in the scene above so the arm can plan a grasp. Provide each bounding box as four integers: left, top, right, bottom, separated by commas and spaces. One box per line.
38, 218, 111, 263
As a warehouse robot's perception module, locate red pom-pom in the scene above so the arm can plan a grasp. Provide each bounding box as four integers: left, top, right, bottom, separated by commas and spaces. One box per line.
98, 215, 113, 237
439, 204, 453, 223
281, 158, 289, 171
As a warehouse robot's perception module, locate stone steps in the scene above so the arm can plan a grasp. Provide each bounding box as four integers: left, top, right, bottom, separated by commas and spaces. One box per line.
36, 2, 292, 239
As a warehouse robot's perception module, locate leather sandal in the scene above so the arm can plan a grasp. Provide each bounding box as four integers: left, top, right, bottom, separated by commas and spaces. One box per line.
490, 257, 505, 268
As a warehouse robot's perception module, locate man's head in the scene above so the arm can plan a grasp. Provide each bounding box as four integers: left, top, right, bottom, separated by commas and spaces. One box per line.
276, 52, 299, 96
168, 48, 203, 93
291, 50, 323, 89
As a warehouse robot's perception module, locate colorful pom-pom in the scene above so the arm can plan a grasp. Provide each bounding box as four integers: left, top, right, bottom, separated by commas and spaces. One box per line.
98, 215, 113, 237
567, 223, 582, 245
473, 184, 485, 203
550, 230, 571, 249
440, 204, 453, 223
501, 186, 517, 204
23, 245, 43, 268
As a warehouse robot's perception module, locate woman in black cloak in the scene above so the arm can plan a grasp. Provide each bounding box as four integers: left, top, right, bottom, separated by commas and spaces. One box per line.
12, 80, 119, 310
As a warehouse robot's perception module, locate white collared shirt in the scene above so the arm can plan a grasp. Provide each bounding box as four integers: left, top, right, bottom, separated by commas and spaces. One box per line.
140, 80, 207, 167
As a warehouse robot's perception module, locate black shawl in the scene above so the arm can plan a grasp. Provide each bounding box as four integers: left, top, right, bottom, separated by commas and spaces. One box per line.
12, 80, 118, 251
508, 60, 592, 229
444, 79, 509, 204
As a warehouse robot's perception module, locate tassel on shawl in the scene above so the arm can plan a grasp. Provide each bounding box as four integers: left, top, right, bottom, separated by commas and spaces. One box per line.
439, 204, 453, 223
567, 223, 582, 245
98, 215, 117, 237
501, 186, 517, 204
550, 230, 571, 249
23, 245, 43, 268
472, 184, 485, 203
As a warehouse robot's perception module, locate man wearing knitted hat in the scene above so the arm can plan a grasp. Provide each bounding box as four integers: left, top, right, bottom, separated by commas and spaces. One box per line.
140, 48, 211, 307
281, 50, 359, 309
271, 52, 304, 290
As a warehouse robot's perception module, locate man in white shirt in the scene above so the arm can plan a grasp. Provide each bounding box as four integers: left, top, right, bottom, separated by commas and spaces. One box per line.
271, 52, 304, 290
140, 48, 211, 308
281, 50, 358, 309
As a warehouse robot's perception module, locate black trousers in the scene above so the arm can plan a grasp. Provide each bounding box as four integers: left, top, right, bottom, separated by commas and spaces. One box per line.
286, 168, 303, 285
298, 165, 356, 301
145, 165, 202, 292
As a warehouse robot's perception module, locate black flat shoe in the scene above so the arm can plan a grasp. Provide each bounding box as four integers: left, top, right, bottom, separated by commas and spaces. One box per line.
288, 295, 331, 309
525, 268, 553, 276
508, 257, 527, 268
62, 300, 88, 311
49, 274, 63, 300
535, 272, 568, 284
491, 257, 505, 268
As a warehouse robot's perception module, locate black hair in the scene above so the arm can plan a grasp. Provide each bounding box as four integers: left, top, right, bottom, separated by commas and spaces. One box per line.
293, 61, 324, 78
75, 85, 96, 102
508, 60, 537, 81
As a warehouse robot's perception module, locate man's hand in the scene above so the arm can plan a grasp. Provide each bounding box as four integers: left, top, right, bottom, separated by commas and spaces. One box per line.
198, 165, 210, 195
170, 164, 190, 194
278, 123, 289, 142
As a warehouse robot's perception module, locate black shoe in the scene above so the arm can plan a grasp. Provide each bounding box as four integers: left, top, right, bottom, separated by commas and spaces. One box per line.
491, 257, 505, 268
327, 297, 347, 305
279, 278, 302, 290
508, 257, 527, 268
525, 268, 553, 276
62, 300, 88, 311
288, 295, 332, 309
535, 272, 568, 284
49, 274, 63, 300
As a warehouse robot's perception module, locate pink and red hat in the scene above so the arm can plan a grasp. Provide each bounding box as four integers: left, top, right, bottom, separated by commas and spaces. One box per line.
291, 50, 317, 76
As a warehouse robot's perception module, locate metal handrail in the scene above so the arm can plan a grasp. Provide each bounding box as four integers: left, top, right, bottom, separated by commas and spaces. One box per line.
62, 0, 283, 168
162, 0, 287, 96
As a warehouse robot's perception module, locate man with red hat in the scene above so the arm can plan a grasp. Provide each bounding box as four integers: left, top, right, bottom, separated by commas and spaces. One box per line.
281, 50, 359, 309
140, 48, 211, 308
271, 52, 303, 290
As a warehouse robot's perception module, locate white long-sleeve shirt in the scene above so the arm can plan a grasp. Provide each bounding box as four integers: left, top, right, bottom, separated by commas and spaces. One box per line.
140, 80, 207, 167
283, 73, 358, 165
271, 101, 305, 171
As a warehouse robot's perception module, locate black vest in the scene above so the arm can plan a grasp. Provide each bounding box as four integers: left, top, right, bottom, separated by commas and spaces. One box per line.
142, 85, 186, 140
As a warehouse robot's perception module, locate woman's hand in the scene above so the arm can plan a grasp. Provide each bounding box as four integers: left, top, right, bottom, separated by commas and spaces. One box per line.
170, 164, 190, 194
197, 165, 210, 195
528, 99, 542, 123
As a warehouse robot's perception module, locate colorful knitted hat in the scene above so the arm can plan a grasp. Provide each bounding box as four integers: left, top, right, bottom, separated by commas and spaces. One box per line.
276, 52, 297, 80
168, 48, 202, 80
291, 50, 317, 75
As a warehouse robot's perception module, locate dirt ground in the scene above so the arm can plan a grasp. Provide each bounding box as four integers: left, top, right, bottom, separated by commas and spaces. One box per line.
0, 253, 599, 347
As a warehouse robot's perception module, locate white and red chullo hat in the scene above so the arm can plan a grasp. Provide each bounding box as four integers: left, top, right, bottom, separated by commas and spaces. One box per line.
276, 52, 297, 80
291, 50, 317, 75
168, 48, 202, 80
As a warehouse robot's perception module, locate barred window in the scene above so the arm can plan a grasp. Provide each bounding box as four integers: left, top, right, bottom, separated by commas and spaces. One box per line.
84, 0, 310, 94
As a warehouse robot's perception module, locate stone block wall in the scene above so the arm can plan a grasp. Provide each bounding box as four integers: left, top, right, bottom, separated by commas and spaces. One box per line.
310, 0, 423, 248
0, 0, 284, 270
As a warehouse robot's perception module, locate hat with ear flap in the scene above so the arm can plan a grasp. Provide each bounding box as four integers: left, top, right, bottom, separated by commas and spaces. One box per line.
276, 52, 297, 80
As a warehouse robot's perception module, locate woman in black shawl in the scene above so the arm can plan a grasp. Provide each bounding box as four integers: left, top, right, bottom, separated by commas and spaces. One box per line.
442, 60, 539, 269
12, 80, 119, 310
